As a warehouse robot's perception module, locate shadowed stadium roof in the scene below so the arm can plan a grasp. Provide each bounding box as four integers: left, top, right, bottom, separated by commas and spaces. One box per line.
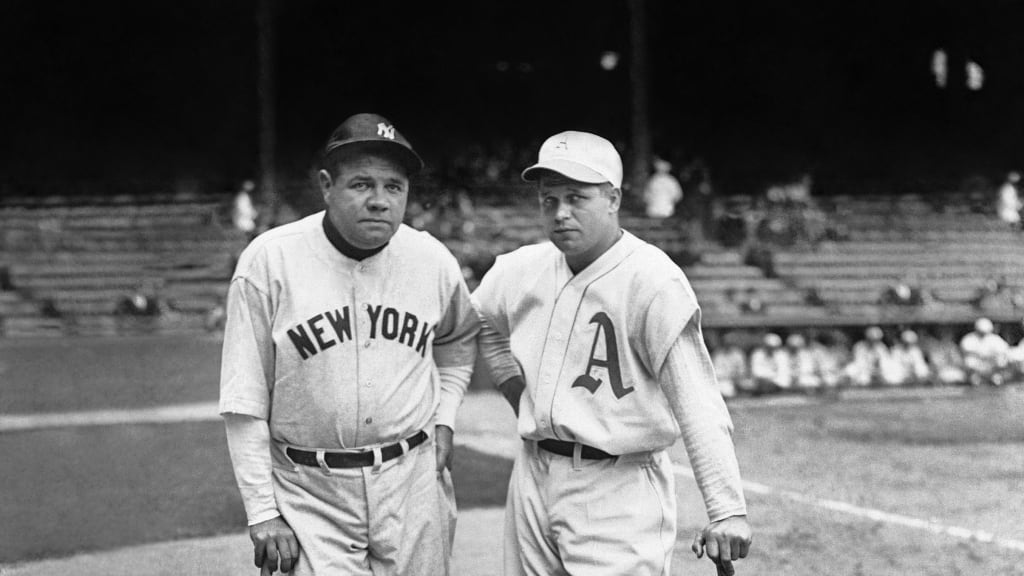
2, 0, 1022, 187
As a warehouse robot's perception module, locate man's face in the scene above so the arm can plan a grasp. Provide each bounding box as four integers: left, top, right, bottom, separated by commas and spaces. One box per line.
538, 176, 620, 260
320, 153, 409, 249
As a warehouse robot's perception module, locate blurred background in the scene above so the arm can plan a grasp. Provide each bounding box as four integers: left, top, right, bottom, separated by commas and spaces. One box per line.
1, 1, 1023, 574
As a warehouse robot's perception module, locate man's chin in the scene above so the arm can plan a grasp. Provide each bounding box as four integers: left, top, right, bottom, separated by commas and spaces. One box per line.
550, 237, 580, 255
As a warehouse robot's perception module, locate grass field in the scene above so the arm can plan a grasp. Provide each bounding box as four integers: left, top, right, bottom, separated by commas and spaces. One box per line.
2, 335, 1023, 575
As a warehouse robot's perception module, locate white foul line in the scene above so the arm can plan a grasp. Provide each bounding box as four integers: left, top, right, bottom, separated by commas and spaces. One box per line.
674, 465, 1024, 554
0, 402, 220, 433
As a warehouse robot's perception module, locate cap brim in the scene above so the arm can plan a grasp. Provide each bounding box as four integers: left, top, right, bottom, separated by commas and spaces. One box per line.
324, 139, 424, 175
522, 160, 607, 185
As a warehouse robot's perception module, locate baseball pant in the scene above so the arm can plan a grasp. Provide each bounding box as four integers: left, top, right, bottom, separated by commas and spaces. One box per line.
271, 436, 456, 575
504, 440, 677, 576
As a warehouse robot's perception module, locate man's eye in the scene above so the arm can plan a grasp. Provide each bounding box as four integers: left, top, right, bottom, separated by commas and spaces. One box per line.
386, 184, 404, 193
352, 182, 371, 191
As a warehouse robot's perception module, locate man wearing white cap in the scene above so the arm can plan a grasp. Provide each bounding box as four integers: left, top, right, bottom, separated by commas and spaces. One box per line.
473, 131, 751, 575
960, 317, 1010, 386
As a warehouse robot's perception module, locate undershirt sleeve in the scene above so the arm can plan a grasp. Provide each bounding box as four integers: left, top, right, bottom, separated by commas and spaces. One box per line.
659, 315, 748, 522
223, 413, 281, 526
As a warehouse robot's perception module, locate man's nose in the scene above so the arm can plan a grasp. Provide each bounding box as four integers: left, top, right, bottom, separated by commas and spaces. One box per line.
367, 187, 389, 211
554, 202, 571, 221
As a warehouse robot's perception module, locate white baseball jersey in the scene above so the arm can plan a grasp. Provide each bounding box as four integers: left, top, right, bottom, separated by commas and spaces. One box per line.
472, 230, 698, 455
960, 331, 1010, 364
219, 211, 477, 449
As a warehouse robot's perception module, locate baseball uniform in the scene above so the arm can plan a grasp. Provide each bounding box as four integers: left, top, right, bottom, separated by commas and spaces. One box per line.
220, 211, 477, 575
474, 231, 747, 576
960, 325, 1010, 385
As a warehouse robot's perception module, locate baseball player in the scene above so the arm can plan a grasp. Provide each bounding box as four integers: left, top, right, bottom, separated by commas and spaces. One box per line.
473, 131, 751, 576
960, 317, 1010, 386
220, 113, 477, 575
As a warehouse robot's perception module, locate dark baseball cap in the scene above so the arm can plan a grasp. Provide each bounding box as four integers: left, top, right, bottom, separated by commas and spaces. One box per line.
323, 113, 424, 174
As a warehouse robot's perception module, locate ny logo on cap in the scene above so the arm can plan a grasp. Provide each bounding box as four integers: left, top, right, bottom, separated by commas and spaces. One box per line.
377, 123, 396, 140
555, 138, 569, 150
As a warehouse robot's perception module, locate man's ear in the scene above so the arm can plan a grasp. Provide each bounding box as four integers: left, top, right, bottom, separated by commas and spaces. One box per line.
608, 186, 622, 212
318, 169, 333, 198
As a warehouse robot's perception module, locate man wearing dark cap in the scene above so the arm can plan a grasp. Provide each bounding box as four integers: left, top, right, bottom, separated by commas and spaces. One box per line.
220, 113, 478, 575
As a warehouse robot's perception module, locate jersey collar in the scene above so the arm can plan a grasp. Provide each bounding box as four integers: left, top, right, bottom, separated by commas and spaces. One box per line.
556, 229, 642, 289
321, 212, 389, 261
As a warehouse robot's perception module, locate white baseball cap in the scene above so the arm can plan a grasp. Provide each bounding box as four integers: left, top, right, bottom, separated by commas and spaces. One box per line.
975, 317, 994, 334
522, 131, 623, 189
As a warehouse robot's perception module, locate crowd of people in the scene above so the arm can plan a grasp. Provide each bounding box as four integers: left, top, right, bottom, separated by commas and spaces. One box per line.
707, 317, 1024, 397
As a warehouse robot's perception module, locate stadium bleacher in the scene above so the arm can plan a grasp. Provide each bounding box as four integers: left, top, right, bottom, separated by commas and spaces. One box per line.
1, 189, 1023, 337
0, 194, 248, 337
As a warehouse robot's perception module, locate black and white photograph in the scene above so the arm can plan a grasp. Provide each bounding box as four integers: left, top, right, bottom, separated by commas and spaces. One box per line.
1, 1, 1022, 575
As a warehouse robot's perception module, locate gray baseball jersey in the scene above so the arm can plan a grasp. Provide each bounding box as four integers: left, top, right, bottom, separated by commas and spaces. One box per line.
219, 212, 477, 449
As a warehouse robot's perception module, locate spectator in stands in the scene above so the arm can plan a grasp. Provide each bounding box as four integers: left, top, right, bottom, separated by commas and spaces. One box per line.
787, 333, 821, 391
891, 329, 931, 386
804, 287, 826, 307
755, 199, 797, 246
996, 171, 1022, 227
738, 287, 766, 315
231, 180, 259, 236
750, 333, 792, 394
960, 317, 1011, 386
711, 331, 750, 398
717, 196, 749, 247
744, 245, 776, 277
0, 265, 10, 290
757, 175, 817, 247
679, 156, 715, 240
116, 280, 163, 317
1007, 319, 1024, 381
642, 157, 683, 219
921, 326, 966, 386
809, 330, 846, 388
40, 298, 61, 319
972, 276, 1012, 312
879, 274, 926, 307
846, 326, 898, 386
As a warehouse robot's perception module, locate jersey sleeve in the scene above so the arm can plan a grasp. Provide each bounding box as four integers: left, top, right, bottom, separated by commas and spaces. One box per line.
635, 275, 700, 376
470, 254, 512, 337
660, 316, 748, 521
432, 257, 479, 368
219, 276, 276, 419
471, 255, 523, 385
432, 256, 480, 429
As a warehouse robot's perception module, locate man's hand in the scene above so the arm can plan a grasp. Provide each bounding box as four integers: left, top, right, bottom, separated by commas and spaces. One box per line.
435, 424, 454, 472
691, 515, 752, 576
498, 375, 525, 417
250, 516, 300, 575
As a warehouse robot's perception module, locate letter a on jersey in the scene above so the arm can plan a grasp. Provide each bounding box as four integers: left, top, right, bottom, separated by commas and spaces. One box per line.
572, 312, 634, 399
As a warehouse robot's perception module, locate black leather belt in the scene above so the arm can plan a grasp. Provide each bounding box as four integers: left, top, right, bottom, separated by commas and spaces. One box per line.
537, 439, 615, 460
287, 430, 428, 469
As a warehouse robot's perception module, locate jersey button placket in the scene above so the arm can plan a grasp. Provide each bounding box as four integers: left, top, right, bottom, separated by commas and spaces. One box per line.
542, 294, 577, 438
